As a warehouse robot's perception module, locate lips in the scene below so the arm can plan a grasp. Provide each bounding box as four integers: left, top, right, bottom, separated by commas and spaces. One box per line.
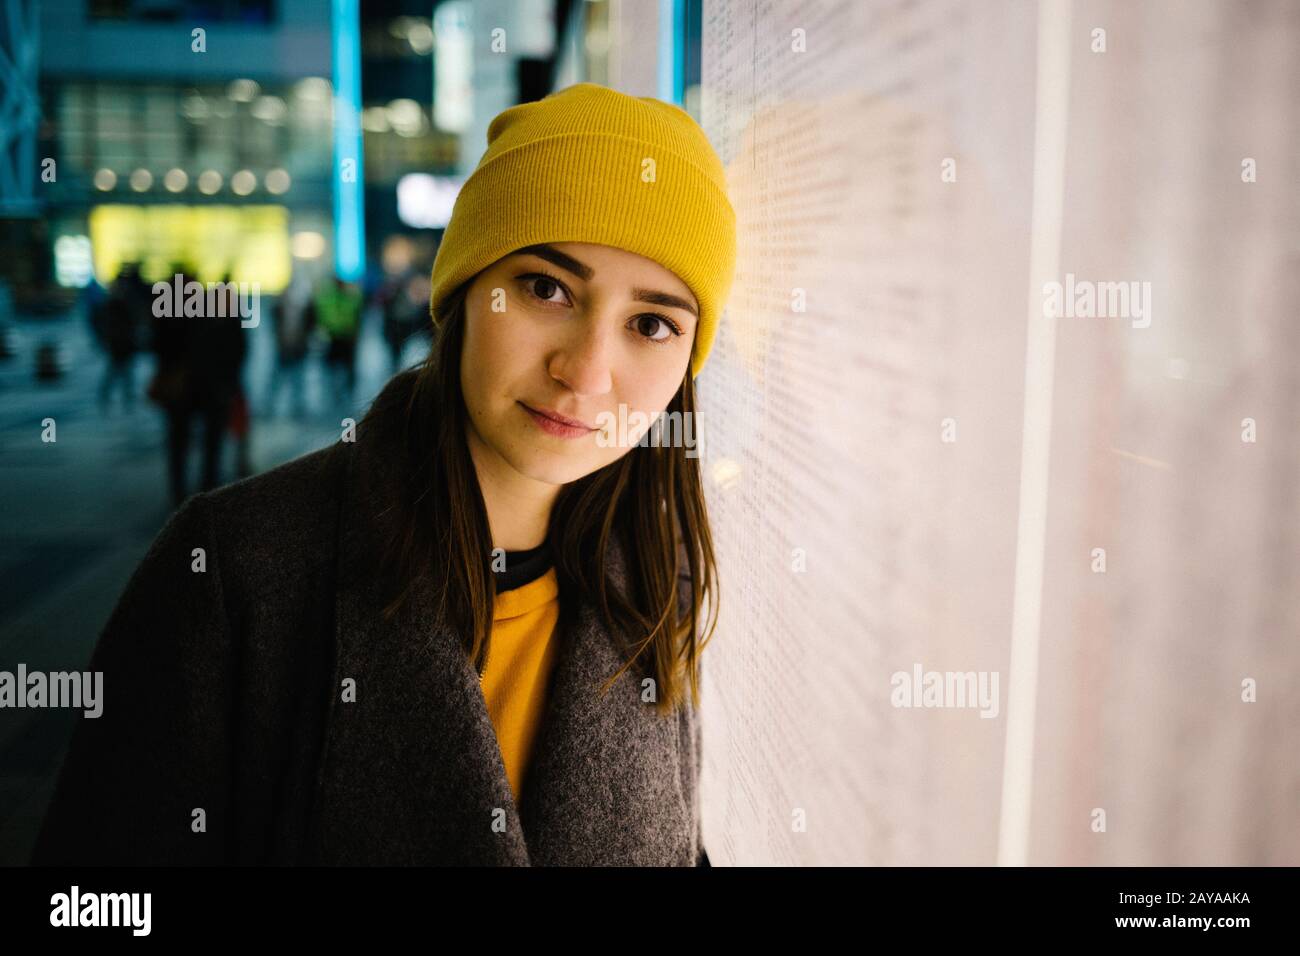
518, 402, 598, 440
520, 403, 594, 431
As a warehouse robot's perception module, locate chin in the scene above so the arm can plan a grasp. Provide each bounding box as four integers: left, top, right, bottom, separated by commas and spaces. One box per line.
510, 451, 599, 487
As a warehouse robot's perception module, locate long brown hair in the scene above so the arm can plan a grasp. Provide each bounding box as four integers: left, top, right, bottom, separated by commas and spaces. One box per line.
361, 275, 719, 717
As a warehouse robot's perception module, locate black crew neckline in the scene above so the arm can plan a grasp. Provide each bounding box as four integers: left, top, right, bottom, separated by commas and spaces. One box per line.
493, 542, 554, 593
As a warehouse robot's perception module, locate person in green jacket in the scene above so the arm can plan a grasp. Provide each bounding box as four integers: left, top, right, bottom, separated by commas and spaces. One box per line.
315, 276, 362, 407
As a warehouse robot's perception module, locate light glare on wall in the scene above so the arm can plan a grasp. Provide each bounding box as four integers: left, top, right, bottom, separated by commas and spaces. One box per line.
292, 231, 327, 259
252, 95, 287, 124
228, 78, 260, 102
54, 235, 94, 288
396, 173, 461, 229
294, 77, 331, 101
88, 204, 292, 293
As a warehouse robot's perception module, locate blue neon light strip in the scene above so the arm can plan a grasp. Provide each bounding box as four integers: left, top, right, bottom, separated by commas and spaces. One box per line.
657, 0, 685, 105
332, 0, 365, 281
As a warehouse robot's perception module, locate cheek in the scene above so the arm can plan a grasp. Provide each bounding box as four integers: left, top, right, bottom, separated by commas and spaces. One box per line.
620, 369, 683, 421
466, 305, 548, 379
463, 311, 519, 398
459, 326, 501, 438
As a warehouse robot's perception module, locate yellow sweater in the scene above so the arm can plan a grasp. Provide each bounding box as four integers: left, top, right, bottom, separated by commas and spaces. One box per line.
482, 567, 562, 803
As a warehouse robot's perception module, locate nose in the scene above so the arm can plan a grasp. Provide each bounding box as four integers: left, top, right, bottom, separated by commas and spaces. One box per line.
549, 314, 614, 397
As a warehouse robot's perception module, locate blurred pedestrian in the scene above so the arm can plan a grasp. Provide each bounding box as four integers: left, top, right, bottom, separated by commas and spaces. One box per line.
147, 266, 247, 509
96, 263, 147, 414
267, 271, 316, 420
380, 270, 432, 372
314, 276, 362, 408
220, 272, 254, 480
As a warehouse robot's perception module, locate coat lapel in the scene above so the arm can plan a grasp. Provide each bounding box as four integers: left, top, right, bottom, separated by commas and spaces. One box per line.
518, 567, 694, 866
311, 373, 693, 865
311, 394, 528, 864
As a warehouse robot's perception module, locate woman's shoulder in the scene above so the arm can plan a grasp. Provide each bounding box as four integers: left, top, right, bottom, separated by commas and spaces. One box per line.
206, 438, 344, 508
185, 441, 350, 593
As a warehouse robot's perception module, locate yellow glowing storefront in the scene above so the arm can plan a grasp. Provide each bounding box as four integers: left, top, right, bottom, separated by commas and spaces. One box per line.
89, 205, 294, 293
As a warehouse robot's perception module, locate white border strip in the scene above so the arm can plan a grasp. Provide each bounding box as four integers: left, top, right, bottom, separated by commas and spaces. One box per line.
996, 0, 1074, 868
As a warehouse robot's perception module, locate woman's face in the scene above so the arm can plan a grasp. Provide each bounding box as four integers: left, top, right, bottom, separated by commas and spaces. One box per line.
460, 241, 698, 487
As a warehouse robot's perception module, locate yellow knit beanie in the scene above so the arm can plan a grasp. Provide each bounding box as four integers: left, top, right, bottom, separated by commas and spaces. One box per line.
429, 82, 736, 380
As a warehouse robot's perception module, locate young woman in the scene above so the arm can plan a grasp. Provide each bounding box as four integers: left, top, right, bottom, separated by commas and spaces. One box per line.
30, 82, 736, 866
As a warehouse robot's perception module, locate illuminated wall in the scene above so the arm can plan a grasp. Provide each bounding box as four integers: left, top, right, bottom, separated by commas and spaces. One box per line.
88, 205, 292, 292
696, 0, 1300, 866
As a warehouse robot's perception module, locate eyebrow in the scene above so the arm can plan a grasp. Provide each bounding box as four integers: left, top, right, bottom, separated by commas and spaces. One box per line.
512, 243, 698, 320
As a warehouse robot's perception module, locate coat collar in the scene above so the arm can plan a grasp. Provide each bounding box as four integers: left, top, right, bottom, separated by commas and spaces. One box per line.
312, 371, 693, 865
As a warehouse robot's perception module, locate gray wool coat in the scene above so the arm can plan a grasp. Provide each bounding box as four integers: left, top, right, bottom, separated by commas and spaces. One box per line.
30, 370, 706, 867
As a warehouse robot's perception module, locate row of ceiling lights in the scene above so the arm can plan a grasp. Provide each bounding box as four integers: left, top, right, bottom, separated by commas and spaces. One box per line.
92, 167, 292, 195
179, 77, 332, 126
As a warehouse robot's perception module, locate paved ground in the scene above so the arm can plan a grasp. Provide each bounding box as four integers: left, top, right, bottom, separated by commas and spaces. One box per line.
0, 301, 426, 864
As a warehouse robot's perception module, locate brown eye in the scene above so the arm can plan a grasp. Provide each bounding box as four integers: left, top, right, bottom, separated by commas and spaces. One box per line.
632, 313, 680, 344
519, 273, 571, 305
